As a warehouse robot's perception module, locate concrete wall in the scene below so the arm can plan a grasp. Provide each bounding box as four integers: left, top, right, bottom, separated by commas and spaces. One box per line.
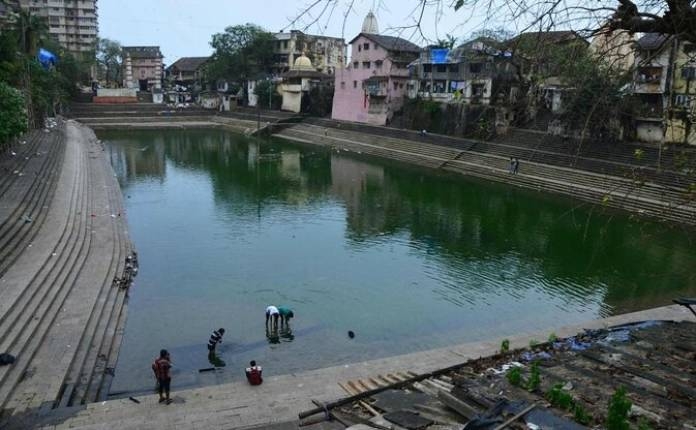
97, 88, 138, 98
636, 121, 664, 143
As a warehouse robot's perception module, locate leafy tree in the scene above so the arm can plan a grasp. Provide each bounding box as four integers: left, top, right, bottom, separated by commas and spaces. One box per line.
0, 9, 93, 128
207, 24, 276, 101
96, 38, 122, 86
0, 82, 28, 148
253, 79, 282, 110
435, 34, 457, 49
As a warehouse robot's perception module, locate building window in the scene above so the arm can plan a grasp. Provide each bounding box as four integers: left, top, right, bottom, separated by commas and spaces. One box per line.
469, 63, 483, 73
341, 81, 345, 89
436, 64, 447, 73
675, 94, 694, 108
358, 45, 361, 52
353, 80, 357, 88
375, 60, 383, 69
363, 43, 370, 50
353, 61, 359, 69
373, 44, 378, 50
362, 61, 370, 69
449, 64, 460, 73
393, 82, 398, 90
472, 83, 485, 96
682, 66, 696, 79
423, 64, 432, 73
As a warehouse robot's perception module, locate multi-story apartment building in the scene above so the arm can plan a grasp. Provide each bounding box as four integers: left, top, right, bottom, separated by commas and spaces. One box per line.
273, 30, 346, 75
408, 38, 519, 105
331, 12, 420, 125
3, 0, 98, 56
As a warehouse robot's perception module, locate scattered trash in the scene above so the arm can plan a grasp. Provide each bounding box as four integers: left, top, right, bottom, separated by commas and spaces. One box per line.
521, 350, 552, 362
10, 151, 16, 156
0, 353, 16, 366
487, 361, 523, 375
128, 396, 140, 404
22, 215, 32, 224
348, 330, 355, 339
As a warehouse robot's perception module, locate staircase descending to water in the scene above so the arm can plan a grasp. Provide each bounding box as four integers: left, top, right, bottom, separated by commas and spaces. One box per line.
275, 120, 696, 225
0, 120, 136, 425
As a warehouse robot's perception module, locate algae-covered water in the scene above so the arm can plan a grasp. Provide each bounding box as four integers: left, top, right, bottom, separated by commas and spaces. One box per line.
100, 128, 696, 395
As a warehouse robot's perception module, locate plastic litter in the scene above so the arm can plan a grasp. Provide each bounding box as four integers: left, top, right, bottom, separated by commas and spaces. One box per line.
0, 353, 16, 366
521, 351, 552, 362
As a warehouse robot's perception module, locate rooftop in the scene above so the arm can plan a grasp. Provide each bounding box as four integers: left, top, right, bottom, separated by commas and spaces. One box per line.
350, 33, 421, 53
167, 56, 209, 72
122, 46, 163, 59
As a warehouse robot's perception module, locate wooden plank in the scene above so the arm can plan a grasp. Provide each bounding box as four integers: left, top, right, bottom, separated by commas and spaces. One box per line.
347, 380, 365, 395
437, 390, 478, 419
338, 382, 380, 417
597, 344, 695, 384
580, 350, 696, 399
369, 377, 386, 387
299, 354, 531, 419
493, 403, 538, 430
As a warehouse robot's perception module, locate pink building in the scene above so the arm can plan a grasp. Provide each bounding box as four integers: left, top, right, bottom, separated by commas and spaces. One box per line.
331, 13, 420, 125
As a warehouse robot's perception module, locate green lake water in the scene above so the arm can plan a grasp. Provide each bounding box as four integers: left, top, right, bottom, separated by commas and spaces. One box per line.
100, 128, 696, 395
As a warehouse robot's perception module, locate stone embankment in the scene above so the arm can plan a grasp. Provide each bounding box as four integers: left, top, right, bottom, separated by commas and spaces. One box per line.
275, 119, 696, 226
68, 102, 295, 135
0, 120, 135, 425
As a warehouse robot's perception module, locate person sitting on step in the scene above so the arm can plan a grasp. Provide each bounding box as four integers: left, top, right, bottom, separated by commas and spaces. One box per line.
245, 360, 263, 385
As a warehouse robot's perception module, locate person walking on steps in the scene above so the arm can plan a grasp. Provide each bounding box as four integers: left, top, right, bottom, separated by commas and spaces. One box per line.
513, 158, 520, 175
245, 360, 263, 385
152, 349, 172, 404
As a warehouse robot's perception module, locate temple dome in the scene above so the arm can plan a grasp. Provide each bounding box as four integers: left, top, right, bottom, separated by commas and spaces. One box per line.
292, 53, 314, 71
362, 11, 379, 34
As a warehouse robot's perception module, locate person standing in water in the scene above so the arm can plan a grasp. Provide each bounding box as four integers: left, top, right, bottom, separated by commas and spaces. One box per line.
265, 305, 279, 327
277, 306, 294, 325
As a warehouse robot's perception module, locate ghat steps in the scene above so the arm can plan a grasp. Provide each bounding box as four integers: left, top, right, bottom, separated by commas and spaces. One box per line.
275, 122, 696, 225
0, 121, 134, 425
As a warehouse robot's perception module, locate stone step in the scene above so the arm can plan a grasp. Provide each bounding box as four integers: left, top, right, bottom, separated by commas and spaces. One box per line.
0, 131, 46, 199
0, 130, 66, 278
64, 136, 132, 407
0, 132, 93, 414
275, 124, 696, 225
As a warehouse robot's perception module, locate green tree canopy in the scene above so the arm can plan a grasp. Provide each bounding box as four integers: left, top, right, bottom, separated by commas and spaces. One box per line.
207, 23, 275, 86
96, 38, 122, 86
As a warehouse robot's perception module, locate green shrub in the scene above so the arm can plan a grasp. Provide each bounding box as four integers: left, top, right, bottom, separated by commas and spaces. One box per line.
526, 361, 541, 392
0, 82, 27, 147
506, 367, 521, 386
573, 404, 591, 425
500, 339, 510, 353
606, 386, 632, 430
546, 383, 575, 410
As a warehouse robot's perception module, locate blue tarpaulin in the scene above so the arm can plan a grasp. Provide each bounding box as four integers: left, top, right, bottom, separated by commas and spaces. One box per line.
430, 48, 449, 64
37, 48, 57, 69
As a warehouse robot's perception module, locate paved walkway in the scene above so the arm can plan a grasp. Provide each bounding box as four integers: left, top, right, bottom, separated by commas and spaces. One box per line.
12, 305, 692, 430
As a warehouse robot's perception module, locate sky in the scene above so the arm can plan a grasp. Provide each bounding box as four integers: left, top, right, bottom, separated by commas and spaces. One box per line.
98, 0, 511, 64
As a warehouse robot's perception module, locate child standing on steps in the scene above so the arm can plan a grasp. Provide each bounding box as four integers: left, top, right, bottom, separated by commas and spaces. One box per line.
152, 349, 172, 404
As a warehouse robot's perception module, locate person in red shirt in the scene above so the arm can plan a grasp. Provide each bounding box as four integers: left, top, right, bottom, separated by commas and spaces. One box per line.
152, 349, 172, 404
245, 360, 263, 385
